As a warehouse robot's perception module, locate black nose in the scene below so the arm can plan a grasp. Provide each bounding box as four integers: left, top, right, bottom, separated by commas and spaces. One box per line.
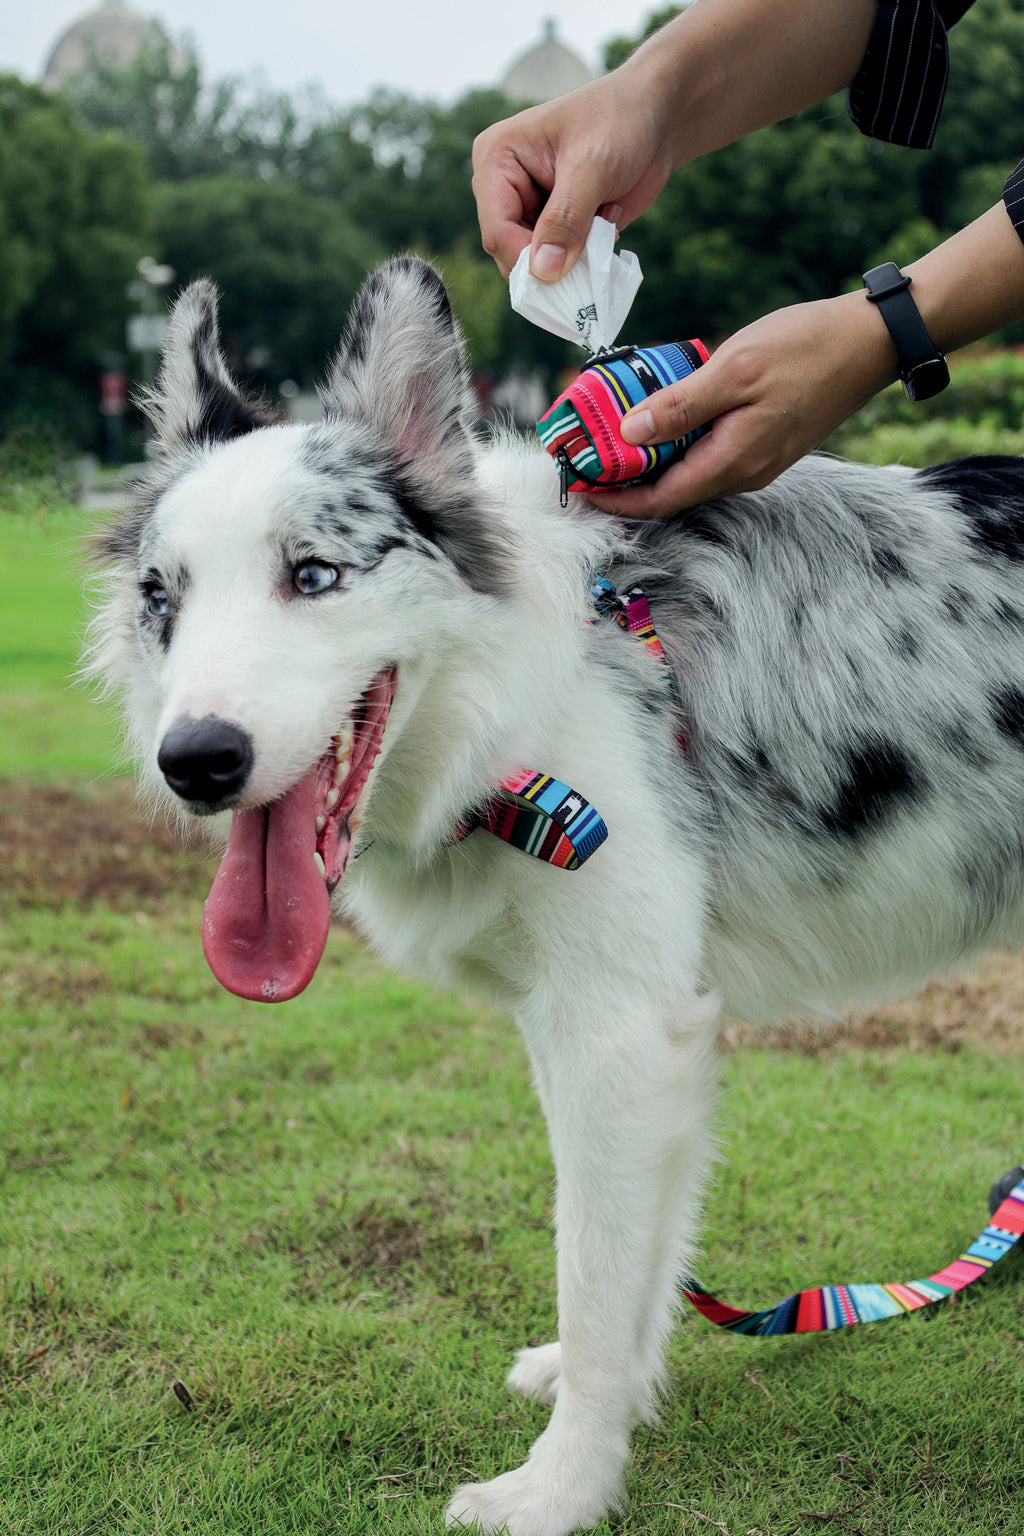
157, 717, 254, 805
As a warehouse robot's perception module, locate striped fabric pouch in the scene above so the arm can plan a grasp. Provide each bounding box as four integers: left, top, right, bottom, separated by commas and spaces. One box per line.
536, 339, 710, 497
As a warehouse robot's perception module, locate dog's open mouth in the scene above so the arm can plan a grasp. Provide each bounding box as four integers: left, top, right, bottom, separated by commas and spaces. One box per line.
201, 668, 396, 1003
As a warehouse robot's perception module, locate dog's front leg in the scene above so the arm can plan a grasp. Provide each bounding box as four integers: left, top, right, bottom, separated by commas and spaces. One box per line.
446, 994, 719, 1536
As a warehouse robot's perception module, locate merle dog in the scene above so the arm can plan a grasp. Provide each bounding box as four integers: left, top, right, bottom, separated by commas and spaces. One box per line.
88, 255, 1024, 1533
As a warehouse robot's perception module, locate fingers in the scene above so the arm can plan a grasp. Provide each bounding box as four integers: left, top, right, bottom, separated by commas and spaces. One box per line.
526, 157, 623, 281
620, 356, 741, 450
586, 424, 779, 517
589, 352, 793, 513
472, 134, 548, 280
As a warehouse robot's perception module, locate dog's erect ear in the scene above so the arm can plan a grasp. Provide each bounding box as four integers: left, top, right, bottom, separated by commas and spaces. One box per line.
144, 280, 277, 452
321, 257, 477, 484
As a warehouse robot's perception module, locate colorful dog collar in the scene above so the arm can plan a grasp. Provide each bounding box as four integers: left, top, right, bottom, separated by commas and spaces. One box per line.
450, 769, 608, 870
448, 579, 675, 869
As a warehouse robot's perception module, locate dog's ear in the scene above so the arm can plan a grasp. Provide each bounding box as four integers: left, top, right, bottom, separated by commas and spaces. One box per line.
321, 257, 477, 484
144, 280, 277, 452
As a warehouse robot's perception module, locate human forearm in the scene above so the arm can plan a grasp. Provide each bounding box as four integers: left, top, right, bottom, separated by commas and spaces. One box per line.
600, 200, 1024, 518
900, 202, 1024, 355
622, 0, 877, 169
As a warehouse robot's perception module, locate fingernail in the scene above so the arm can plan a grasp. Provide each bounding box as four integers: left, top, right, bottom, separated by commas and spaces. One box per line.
604, 204, 623, 227
531, 243, 566, 281
621, 408, 654, 444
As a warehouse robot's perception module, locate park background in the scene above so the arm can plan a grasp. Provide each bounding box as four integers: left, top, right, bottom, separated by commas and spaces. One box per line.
2, 3, 1024, 1533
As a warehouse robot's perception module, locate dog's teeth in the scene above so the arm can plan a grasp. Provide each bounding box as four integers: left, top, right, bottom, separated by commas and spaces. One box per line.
313, 851, 326, 879
316, 815, 326, 833
334, 724, 354, 761
324, 785, 340, 812
332, 757, 351, 787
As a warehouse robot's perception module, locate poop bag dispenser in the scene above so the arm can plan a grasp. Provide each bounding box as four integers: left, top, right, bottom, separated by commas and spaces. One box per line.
509, 217, 711, 500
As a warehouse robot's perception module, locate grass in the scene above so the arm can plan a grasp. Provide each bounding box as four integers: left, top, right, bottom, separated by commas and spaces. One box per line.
0, 506, 122, 781
2, 500, 1023, 1535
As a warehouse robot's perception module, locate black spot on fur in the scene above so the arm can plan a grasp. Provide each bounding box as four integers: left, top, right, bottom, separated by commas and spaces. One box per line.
677, 504, 737, 548
819, 741, 924, 840
721, 739, 810, 823
943, 585, 972, 624
873, 546, 910, 581
922, 456, 1024, 563
940, 720, 990, 769
364, 534, 414, 570
389, 467, 507, 597
994, 597, 1024, 630
991, 686, 1024, 747
890, 624, 920, 660
391, 470, 445, 545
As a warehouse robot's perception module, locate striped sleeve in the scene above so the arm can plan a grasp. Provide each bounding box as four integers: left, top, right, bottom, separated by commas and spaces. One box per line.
846, 1, 976, 149
1004, 159, 1024, 247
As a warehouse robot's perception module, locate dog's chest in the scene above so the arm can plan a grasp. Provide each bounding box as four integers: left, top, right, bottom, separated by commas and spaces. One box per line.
342, 839, 539, 1004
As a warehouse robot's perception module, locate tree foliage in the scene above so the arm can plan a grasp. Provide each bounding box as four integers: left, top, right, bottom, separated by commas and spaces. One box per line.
0, 76, 150, 436
152, 176, 382, 385
5, 0, 1024, 449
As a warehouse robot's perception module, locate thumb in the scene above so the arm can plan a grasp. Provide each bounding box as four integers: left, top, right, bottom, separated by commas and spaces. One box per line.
620, 366, 721, 446
529, 162, 612, 282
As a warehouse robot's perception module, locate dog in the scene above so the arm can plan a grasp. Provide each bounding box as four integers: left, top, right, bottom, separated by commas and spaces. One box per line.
87, 255, 1024, 1535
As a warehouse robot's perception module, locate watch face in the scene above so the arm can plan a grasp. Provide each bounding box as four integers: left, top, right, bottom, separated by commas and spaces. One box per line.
904, 355, 950, 402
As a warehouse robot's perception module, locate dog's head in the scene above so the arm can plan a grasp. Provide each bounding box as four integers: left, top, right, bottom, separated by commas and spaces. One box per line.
91, 257, 508, 1003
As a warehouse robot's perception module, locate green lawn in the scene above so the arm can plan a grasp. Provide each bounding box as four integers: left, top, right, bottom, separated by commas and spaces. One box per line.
1, 506, 1022, 1535
0, 507, 122, 780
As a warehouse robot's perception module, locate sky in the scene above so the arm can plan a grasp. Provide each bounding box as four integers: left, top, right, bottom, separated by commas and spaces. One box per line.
3, 1, 665, 105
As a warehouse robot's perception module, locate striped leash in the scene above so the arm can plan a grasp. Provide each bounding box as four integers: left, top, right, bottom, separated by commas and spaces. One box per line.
681, 1165, 1024, 1335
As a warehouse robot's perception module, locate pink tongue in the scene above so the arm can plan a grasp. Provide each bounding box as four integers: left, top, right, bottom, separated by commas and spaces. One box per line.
201, 765, 330, 1003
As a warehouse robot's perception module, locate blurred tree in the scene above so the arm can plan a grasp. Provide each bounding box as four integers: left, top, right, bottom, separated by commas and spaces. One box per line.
65, 37, 339, 184
0, 76, 150, 437
18, 0, 1023, 445
152, 175, 382, 385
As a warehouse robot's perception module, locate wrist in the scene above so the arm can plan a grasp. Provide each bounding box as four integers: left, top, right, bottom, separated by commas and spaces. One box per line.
834, 288, 902, 396
862, 264, 950, 402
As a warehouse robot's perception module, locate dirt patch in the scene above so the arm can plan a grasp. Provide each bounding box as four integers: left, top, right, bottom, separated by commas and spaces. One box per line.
4, 776, 1024, 1053
721, 950, 1024, 1056
0, 777, 217, 910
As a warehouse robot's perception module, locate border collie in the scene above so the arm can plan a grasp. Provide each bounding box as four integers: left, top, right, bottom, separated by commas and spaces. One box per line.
87, 256, 1024, 1535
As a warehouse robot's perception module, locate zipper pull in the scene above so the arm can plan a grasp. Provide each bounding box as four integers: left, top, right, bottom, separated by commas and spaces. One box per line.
556, 448, 571, 508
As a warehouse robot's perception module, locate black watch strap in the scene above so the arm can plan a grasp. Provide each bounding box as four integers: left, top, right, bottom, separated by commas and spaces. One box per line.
862, 262, 950, 402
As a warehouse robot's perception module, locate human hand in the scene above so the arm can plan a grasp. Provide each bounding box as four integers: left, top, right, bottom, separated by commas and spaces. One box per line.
588, 293, 899, 517
471, 72, 676, 281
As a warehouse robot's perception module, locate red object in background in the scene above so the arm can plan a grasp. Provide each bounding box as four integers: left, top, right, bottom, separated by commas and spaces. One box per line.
99, 371, 127, 417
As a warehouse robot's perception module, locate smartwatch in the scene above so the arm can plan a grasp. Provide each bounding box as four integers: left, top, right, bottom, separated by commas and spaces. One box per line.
862, 262, 950, 402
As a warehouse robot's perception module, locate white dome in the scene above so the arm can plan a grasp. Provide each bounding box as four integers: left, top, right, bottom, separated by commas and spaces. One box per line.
43, 1, 186, 89
500, 19, 593, 105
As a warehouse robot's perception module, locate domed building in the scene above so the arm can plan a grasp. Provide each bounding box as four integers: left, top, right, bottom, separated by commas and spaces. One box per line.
43, 0, 186, 90
500, 18, 593, 105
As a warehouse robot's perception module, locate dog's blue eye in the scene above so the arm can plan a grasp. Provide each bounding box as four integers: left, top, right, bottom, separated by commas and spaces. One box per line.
293, 561, 340, 596
145, 585, 170, 617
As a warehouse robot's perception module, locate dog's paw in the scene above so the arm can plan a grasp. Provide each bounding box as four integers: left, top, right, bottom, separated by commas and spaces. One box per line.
445, 1458, 613, 1536
506, 1342, 561, 1405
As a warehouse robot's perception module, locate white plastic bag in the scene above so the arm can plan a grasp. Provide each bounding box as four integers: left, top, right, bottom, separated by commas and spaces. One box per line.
508, 216, 643, 352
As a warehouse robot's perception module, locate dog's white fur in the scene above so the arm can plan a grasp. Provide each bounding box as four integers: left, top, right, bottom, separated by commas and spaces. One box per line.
88, 258, 1024, 1534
